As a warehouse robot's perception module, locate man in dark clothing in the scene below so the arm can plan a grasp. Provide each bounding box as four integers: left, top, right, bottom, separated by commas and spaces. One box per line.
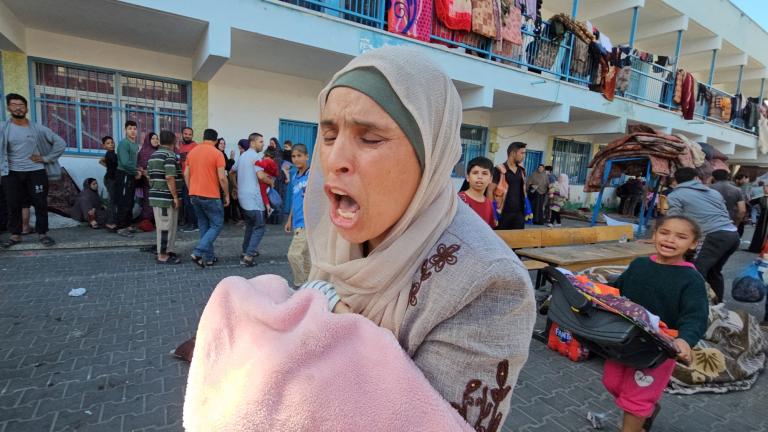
709, 169, 746, 237
489, 142, 527, 230
666, 168, 740, 304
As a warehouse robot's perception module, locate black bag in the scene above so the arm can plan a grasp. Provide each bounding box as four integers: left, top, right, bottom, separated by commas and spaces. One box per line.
543, 267, 676, 369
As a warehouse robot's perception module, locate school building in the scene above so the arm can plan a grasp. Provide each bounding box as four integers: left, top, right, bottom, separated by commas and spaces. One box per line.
1, 0, 766, 205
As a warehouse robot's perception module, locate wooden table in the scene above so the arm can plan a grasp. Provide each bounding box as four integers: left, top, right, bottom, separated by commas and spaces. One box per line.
516, 242, 657, 272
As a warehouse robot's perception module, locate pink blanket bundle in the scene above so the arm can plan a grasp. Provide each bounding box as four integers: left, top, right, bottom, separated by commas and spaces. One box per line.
183, 274, 474, 432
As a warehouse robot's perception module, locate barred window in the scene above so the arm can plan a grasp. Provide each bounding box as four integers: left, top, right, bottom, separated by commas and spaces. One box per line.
30, 60, 190, 154
551, 138, 592, 185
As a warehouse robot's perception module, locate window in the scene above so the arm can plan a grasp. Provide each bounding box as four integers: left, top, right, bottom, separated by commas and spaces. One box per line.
524, 150, 543, 175
551, 138, 592, 185
453, 125, 488, 178
30, 60, 190, 154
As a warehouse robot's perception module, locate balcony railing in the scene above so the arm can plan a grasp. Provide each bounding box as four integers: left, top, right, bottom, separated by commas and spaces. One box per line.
693, 83, 757, 134
431, 20, 594, 87
280, 0, 386, 28
280, 0, 759, 136
622, 55, 676, 110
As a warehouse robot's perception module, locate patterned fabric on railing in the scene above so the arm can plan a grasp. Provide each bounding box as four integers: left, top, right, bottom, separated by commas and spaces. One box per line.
387, 0, 432, 41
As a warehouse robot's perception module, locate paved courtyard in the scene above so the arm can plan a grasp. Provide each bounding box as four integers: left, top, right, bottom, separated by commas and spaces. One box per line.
0, 223, 766, 431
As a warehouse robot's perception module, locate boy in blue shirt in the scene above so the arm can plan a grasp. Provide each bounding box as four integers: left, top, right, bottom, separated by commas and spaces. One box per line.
283, 144, 311, 287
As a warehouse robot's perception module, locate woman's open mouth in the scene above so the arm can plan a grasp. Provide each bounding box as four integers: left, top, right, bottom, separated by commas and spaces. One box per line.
326, 186, 361, 229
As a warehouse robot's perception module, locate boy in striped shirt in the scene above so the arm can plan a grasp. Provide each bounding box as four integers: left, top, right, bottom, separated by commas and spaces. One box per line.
148, 130, 184, 264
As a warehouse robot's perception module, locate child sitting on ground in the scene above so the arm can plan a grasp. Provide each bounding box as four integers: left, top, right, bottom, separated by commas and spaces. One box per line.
604, 215, 709, 432
458, 157, 496, 228
255, 147, 279, 217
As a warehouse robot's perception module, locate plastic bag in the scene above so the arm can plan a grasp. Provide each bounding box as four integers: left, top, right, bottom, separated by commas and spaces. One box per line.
732, 261, 767, 303
524, 196, 533, 224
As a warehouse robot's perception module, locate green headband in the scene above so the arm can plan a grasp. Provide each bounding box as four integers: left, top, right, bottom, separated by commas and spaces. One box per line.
328, 67, 424, 170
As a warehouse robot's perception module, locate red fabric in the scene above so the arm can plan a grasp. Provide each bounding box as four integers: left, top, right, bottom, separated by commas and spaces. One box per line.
603, 358, 676, 417
256, 158, 279, 208
681, 73, 696, 120
435, 0, 472, 31
458, 192, 496, 227
388, 0, 433, 42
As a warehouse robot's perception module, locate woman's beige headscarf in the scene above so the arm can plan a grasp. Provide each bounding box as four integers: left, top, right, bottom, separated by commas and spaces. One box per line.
305, 46, 462, 337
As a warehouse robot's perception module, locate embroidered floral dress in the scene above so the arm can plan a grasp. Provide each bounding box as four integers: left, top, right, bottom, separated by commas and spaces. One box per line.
397, 204, 536, 431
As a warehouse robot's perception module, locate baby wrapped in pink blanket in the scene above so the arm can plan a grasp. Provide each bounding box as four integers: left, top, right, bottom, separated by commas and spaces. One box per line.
183, 274, 474, 432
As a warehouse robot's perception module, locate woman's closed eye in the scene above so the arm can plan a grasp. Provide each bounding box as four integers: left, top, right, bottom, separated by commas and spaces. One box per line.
360, 135, 385, 145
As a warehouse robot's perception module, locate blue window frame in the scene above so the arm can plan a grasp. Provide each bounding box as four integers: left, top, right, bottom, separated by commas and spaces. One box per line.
523, 150, 543, 176
453, 124, 488, 178
28, 58, 191, 155
278, 119, 318, 158
551, 138, 592, 185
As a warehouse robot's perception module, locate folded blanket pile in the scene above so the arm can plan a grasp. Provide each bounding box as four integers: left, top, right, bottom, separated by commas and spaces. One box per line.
584, 131, 695, 192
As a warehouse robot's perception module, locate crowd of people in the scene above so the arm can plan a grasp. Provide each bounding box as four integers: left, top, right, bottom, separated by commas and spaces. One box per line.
0, 93, 312, 286
0, 44, 766, 432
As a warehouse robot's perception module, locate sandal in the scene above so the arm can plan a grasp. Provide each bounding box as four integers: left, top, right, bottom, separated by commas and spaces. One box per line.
21, 230, 32, 236
89, 222, 100, 229
1, 238, 22, 249
39, 236, 56, 247
240, 256, 257, 267
157, 255, 181, 265
190, 254, 206, 269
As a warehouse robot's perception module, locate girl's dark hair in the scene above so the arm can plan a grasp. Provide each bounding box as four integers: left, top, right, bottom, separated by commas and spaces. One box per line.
654, 215, 702, 261
264, 147, 277, 159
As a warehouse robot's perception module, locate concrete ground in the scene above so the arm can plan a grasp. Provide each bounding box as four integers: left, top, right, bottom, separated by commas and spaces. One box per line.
0, 221, 766, 431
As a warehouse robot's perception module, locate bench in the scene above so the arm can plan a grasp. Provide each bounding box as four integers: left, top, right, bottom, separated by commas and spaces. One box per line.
497, 225, 635, 286
497, 225, 634, 250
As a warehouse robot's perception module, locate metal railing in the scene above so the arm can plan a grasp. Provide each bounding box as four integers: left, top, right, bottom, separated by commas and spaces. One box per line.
693, 83, 758, 134
622, 55, 676, 110
277, 0, 759, 137
430, 19, 595, 87
279, 0, 386, 29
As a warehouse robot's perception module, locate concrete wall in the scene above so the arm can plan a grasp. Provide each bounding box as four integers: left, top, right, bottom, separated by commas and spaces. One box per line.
207, 64, 324, 153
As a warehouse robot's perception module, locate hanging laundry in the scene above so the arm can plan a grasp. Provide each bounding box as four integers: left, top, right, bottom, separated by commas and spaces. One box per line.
680, 72, 696, 120
743, 97, 760, 129
674, 70, 685, 105
719, 97, 732, 122
697, 83, 713, 118
492, 0, 503, 41
387, 0, 433, 41
652, 56, 669, 74
500, 5, 523, 45
516, 0, 537, 20
615, 65, 632, 93
759, 114, 768, 155
435, 0, 472, 31
603, 65, 618, 101
471, 0, 498, 38
731, 94, 743, 123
